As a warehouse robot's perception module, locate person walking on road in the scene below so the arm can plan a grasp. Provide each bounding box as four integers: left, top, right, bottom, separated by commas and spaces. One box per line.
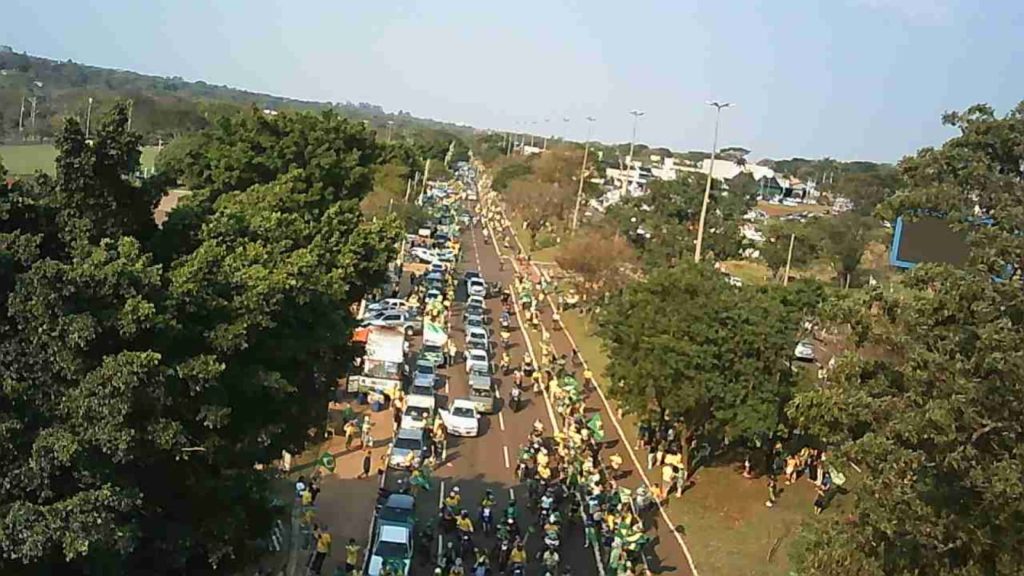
359, 449, 372, 479
344, 538, 361, 574
343, 420, 358, 451
309, 524, 331, 575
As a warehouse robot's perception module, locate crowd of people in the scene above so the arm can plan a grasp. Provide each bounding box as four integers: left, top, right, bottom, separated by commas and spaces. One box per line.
478, 195, 652, 576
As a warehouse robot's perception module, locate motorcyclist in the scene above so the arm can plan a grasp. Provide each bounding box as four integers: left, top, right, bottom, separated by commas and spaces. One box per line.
500, 328, 511, 348
510, 386, 522, 412
500, 351, 511, 375
541, 548, 560, 572
456, 510, 475, 535
509, 541, 527, 567
512, 369, 523, 389
444, 487, 461, 509
480, 491, 495, 534
501, 310, 511, 327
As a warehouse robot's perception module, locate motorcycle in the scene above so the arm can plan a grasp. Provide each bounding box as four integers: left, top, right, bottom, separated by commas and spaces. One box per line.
509, 388, 522, 412
460, 531, 474, 558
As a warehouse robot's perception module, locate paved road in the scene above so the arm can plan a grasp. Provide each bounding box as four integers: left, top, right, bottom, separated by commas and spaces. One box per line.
391, 217, 597, 575
482, 202, 700, 576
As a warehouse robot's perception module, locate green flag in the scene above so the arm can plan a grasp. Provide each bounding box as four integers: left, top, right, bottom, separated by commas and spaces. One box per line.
317, 452, 336, 472
411, 468, 432, 491
587, 414, 605, 442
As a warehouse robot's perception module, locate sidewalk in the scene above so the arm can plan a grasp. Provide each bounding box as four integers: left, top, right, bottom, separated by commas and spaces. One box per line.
287, 402, 394, 576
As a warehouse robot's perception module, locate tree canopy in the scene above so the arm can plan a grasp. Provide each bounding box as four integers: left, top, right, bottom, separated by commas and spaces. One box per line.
608, 174, 755, 269
0, 104, 399, 574
598, 263, 809, 468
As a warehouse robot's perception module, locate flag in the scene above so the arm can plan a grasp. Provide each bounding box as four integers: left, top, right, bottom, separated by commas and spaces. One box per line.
411, 469, 432, 491
317, 452, 336, 472
423, 320, 447, 346
587, 414, 605, 442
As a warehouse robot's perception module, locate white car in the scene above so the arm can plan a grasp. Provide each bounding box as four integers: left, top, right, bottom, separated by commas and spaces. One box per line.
365, 298, 408, 316
794, 340, 816, 362
467, 295, 486, 310
424, 289, 442, 303
440, 398, 480, 437
467, 278, 487, 298
411, 246, 439, 264
465, 348, 489, 375
466, 326, 490, 353
367, 524, 412, 576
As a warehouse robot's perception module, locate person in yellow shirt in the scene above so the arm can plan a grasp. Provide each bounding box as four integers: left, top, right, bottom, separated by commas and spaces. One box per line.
310, 525, 331, 574
456, 510, 474, 534
509, 542, 527, 564
343, 538, 360, 573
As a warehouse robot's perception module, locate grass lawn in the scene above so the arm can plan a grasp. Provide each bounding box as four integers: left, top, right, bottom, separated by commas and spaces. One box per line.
758, 201, 830, 218
1, 144, 160, 176
562, 309, 820, 576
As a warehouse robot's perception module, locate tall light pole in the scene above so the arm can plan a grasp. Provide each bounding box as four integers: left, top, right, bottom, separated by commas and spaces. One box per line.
693, 101, 732, 263
85, 97, 94, 140
627, 109, 644, 162
542, 118, 550, 150
622, 109, 644, 197
386, 120, 395, 143
572, 116, 597, 232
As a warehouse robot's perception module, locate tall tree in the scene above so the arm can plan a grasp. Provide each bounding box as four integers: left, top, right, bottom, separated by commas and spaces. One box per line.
599, 263, 803, 471
609, 174, 755, 269
883, 102, 1024, 279
788, 265, 1024, 576
555, 228, 637, 310
0, 105, 399, 574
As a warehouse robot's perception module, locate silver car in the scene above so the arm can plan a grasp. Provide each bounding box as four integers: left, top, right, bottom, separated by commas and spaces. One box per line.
389, 428, 426, 469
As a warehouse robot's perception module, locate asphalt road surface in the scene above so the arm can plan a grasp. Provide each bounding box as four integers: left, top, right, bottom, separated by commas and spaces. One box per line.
386, 217, 597, 575
483, 210, 699, 576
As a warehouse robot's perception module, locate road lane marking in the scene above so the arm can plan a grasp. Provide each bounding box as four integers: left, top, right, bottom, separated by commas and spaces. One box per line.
438, 479, 445, 556
508, 487, 515, 501
498, 411, 505, 431
502, 445, 510, 469
493, 199, 699, 576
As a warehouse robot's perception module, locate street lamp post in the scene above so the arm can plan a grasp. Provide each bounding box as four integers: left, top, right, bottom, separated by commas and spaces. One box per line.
542, 118, 551, 150
572, 116, 597, 232
85, 97, 94, 140
693, 100, 732, 263
386, 120, 395, 143
622, 109, 644, 197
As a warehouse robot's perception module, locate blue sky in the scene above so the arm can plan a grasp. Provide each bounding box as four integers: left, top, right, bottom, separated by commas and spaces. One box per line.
5, 0, 1023, 161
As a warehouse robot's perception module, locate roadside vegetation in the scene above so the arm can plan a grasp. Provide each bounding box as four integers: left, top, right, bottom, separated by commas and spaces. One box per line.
478, 100, 1024, 575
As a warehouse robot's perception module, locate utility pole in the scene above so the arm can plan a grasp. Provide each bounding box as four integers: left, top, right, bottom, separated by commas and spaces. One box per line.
127, 99, 134, 132
386, 120, 395, 143
622, 110, 644, 198
28, 97, 37, 137
85, 97, 94, 139
404, 177, 413, 202
694, 101, 732, 263
783, 232, 795, 286
18, 96, 25, 137
572, 116, 597, 232
422, 159, 431, 192
542, 118, 550, 151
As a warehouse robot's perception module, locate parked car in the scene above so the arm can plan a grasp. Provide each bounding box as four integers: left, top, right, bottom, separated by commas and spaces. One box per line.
365, 298, 409, 316
410, 247, 439, 264
467, 278, 487, 298
362, 310, 421, 336
418, 345, 444, 368
440, 398, 480, 437
465, 348, 489, 375
412, 360, 436, 389
388, 428, 427, 469
366, 524, 412, 576
794, 340, 816, 362
464, 315, 486, 332
466, 326, 490, 353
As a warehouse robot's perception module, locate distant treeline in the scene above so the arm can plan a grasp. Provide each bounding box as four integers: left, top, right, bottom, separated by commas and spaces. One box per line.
0, 47, 473, 150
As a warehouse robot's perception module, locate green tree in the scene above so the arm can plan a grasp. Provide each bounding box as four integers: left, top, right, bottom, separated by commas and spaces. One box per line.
599, 263, 803, 471
883, 102, 1024, 279
760, 220, 820, 280
788, 265, 1024, 576
0, 105, 398, 574
609, 174, 755, 269
831, 167, 901, 216
813, 212, 876, 287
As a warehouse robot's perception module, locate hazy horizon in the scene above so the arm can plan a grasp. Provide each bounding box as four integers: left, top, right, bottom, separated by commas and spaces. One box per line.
5, 0, 1023, 163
